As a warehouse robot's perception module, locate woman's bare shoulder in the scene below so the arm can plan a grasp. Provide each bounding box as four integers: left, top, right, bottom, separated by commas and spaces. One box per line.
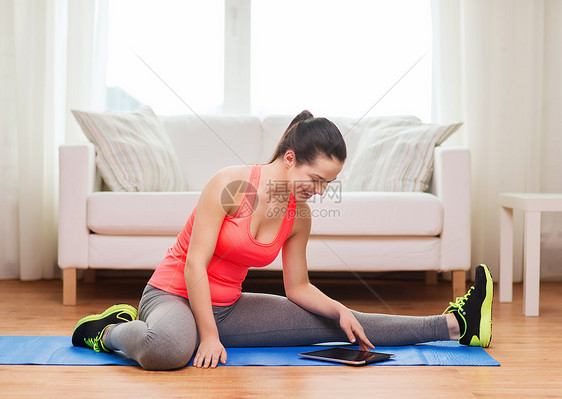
206, 165, 254, 215
198, 165, 251, 196
205, 164, 252, 186
288, 201, 311, 239
217, 164, 253, 181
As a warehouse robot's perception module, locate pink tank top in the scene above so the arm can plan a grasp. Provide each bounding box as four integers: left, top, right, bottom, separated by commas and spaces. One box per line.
148, 164, 297, 306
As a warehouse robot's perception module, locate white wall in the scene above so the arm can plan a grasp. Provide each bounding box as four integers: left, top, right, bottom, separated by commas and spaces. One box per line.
539, 0, 562, 279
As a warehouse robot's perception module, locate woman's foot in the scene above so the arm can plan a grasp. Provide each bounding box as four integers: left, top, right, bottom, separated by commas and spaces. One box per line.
72, 304, 138, 352
443, 264, 493, 347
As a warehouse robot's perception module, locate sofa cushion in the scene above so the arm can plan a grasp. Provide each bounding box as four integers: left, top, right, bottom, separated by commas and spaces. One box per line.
159, 114, 263, 191
88, 192, 200, 235
88, 235, 176, 269
87, 191, 442, 237
308, 192, 443, 236
268, 236, 442, 271
87, 235, 441, 271
72, 106, 188, 192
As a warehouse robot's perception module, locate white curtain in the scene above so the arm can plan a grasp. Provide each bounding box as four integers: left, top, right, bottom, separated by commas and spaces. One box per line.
0, 0, 107, 280
431, 0, 562, 281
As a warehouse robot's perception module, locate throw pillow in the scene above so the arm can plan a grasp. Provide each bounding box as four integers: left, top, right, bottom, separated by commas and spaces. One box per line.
343, 121, 462, 192
338, 115, 423, 182
71, 106, 188, 192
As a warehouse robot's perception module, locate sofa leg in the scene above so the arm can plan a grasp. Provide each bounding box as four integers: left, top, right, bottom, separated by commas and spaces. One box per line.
63, 268, 77, 306
425, 271, 438, 285
452, 270, 466, 300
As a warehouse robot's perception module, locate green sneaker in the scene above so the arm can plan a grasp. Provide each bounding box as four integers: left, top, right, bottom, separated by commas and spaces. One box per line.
444, 264, 493, 347
72, 304, 137, 352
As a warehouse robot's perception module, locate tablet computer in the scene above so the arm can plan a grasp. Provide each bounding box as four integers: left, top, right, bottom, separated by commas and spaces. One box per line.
298, 347, 395, 366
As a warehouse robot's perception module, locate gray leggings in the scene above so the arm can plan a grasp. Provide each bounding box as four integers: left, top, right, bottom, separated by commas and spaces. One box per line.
104, 285, 450, 370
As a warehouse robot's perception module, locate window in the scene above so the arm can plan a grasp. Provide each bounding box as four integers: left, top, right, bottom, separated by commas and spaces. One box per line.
251, 0, 432, 120
106, 0, 224, 114
106, 0, 431, 120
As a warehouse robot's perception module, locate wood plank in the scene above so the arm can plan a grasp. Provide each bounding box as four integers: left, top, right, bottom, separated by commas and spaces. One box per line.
1, 277, 561, 397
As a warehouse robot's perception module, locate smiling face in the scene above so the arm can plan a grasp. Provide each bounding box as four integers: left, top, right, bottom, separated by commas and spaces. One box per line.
284, 150, 344, 202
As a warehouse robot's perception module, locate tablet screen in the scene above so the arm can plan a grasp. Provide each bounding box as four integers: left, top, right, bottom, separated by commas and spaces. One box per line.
298, 347, 395, 365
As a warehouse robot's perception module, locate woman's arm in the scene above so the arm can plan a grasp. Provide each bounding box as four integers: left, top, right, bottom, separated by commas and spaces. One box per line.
184, 260, 225, 368
183, 169, 235, 368
282, 203, 374, 351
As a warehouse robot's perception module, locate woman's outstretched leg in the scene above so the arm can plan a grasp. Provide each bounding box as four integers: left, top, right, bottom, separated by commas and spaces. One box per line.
217, 264, 493, 348
216, 292, 450, 347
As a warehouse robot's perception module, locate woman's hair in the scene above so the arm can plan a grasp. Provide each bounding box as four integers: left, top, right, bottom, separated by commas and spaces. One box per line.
266, 110, 347, 166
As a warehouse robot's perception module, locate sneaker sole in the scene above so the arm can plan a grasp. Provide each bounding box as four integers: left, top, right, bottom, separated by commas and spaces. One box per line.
73, 304, 137, 336
479, 264, 493, 347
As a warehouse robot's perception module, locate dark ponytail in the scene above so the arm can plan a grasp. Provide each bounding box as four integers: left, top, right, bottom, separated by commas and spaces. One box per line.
267, 110, 347, 165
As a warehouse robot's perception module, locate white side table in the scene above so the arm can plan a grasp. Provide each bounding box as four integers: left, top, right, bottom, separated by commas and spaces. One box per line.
499, 193, 562, 316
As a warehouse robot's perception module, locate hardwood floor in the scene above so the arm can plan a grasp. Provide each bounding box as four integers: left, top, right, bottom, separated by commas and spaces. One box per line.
1, 275, 561, 398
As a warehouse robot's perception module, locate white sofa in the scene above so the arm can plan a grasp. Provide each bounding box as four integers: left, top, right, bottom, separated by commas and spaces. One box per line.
58, 114, 471, 305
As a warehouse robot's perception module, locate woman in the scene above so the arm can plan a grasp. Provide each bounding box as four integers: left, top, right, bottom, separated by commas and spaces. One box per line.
72, 111, 493, 370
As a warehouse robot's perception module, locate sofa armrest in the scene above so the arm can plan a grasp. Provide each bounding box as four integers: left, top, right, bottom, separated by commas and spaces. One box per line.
431, 147, 471, 272
58, 143, 97, 269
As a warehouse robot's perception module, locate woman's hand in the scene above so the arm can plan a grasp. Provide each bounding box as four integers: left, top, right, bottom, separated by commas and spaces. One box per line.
192, 337, 227, 368
338, 306, 375, 352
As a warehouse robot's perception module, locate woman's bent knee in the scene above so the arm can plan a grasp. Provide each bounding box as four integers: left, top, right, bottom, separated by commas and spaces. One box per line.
135, 328, 197, 370
137, 342, 195, 370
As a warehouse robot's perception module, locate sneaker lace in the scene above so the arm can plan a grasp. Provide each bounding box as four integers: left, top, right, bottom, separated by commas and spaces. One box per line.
82, 324, 112, 353
83, 336, 103, 352
445, 285, 475, 314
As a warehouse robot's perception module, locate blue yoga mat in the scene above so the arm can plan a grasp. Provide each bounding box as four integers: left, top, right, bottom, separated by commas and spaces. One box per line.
0, 336, 499, 367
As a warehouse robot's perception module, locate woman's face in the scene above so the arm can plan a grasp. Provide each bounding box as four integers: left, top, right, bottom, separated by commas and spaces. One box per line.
285, 152, 344, 202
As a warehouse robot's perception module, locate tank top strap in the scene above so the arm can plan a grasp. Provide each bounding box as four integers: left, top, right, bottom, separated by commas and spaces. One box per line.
276, 191, 296, 239
285, 192, 296, 221
245, 164, 261, 211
